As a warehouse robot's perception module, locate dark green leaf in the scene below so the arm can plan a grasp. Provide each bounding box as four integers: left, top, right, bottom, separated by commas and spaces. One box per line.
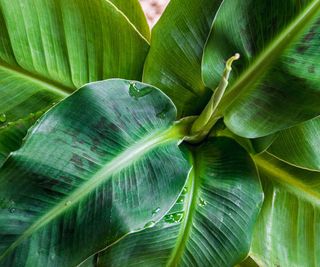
143, 0, 223, 117
0, 0, 149, 164
202, 0, 320, 137
0, 80, 191, 266
91, 137, 263, 267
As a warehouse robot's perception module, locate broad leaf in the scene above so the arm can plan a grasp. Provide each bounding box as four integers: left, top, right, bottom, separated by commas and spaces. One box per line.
143, 0, 223, 117
0, 110, 44, 166
251, 153, 320, 267
0, 80, 191, 266
90, 137, 263, 267
202, 0, 320, 137
0, 0, 149, 164
235, 257, 260, 267
109, 0, 150, 40
268, 116, 320, 171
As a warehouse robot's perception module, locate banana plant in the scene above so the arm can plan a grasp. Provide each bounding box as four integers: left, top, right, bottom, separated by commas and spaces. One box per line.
0, 0, 320, 267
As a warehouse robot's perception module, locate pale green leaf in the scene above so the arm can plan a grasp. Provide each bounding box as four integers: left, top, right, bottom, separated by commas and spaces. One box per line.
251, 153, 320, 267
268, 116, 320, 171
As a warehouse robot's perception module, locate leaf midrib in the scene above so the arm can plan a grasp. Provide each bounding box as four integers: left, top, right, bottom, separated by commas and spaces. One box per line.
0, 60, 74, 97
167, 150, 199, 267
254, 154, 320, 206
218, 0, 320, 112
0, 124, 185, 261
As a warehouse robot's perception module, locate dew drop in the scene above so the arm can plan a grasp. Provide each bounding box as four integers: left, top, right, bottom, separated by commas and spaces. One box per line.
164, 212, 184, 224
177, 195, 185, 203
199, 198, 207, 207
182, 187, 188, 195
65, 200, 72, 206
156, 104, 170, 119
144, 221, 156, 228
129, 82, 152, 99
0, 113, 7, 123
9, 208, 16, 213
172, 212, 184, 223
152, 207, 161, 216
164, 214, 175, 224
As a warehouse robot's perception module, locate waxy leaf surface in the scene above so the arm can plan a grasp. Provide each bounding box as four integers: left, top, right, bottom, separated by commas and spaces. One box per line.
203, 0, 320, 137
143, 0, 223, 117
0, 0, 149, 164
251, 153, 320, 267
0, 79, 190, 266
92, 138, 263, 267
268, 116, 320, 171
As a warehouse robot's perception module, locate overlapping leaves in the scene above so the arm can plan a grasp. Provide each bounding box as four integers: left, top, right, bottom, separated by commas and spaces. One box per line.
0, 80, 191, 266
1, 0, 320, 266
0, 0, 150, 164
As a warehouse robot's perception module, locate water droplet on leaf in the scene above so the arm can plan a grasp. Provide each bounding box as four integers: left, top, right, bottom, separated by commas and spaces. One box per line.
177, 195, 184, 203
156, 104, 170, 119
129, 82, 152, 99
182, 187, 188, 195
9, 208, 16, 213
144, 221, 156, 228
164, 212, 184, 224
199, 198, 207, 207
0, 113, 6, 123
172, 212, 184, 223
65, 200, 72, 206
164, 214, 175, 223
152, 207, 161, 216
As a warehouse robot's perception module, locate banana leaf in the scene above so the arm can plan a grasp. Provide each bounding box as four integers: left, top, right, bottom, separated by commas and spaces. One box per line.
0, 0, 149, 165
84, 137, 263, 267
143, 0, 223, 117
0, 79, 191, 266
202, 0, 320, 138
251, 153, 320, 267
268, 116, 320, 171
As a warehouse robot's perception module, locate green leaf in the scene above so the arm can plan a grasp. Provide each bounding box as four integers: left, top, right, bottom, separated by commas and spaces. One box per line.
0, 79, 191, 266
0, 0, 149, 164
108, 0, 151, 40
0, 110, 44, 167
202, 0, 320, 137
235, 257, 260, 267
251, 153, 320, 267
268, 116, 320, 171
90, 137, 263, 267
143, 0, 223, 117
